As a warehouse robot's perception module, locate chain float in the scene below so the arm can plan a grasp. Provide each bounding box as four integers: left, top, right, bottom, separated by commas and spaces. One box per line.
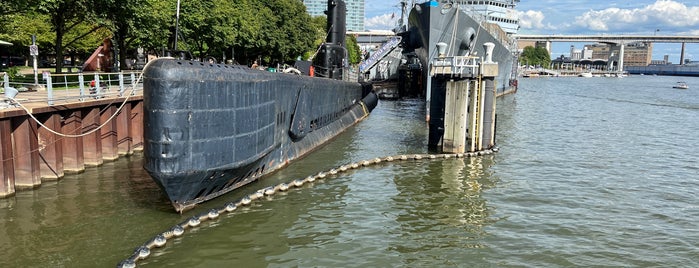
117, 149, 497, 267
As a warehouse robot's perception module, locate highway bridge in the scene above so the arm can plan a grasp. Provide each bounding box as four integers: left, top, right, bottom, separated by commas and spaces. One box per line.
515, 34, 699, 71
515, 34, 699, 43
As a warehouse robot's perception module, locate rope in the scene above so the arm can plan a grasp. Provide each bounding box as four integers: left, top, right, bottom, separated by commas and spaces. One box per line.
7, 71, 144, 138
116, 149, 498, 268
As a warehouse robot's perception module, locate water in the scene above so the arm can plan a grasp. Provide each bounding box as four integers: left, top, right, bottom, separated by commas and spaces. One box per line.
1, 75, 698, 267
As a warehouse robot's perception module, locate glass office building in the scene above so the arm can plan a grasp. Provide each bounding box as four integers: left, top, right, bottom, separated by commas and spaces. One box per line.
302, 0, 365, 31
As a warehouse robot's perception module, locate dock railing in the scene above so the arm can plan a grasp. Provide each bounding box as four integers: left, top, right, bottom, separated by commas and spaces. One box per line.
2, 71, 143, 107
430, 56, 480, 78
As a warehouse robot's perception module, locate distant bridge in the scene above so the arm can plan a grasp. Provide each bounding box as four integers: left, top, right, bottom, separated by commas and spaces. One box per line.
514, 34, 699, 70
515, 34, 699, 43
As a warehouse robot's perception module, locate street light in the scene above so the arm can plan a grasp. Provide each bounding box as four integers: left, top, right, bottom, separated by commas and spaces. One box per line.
654, 29, 660, 36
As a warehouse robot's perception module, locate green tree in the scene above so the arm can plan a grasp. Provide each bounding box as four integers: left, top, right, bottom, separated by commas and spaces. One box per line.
35, 0, 107, 72
0, 0, 39, 16
346, 34, 361, 65
519, 46, 551, 68
95, 0, 171, 69
303, 15, 329, 61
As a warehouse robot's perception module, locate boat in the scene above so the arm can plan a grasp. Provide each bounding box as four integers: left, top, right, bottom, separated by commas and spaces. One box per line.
399, 0, 519, 112
578, 72, 593, 78
673, 82, 688, 89
142, 0, 378, 212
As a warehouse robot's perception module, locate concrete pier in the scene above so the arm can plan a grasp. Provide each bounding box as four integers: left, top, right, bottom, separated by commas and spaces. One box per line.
429, 43, 499, 153
0, 86, 143, 198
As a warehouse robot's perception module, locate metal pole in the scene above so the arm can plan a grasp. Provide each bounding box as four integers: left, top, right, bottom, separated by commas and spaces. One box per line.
32, 35, 38, 86
47, 75, 54, 106
174, 0, 181, 51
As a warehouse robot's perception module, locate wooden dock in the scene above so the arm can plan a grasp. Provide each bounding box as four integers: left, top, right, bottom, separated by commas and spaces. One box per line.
0, 88, 144, 197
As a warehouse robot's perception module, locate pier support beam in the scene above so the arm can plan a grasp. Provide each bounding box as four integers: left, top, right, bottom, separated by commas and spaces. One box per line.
101, 105, 119, 161
82, 107, 103, 166
680, 42, 686, 65
0, 119, 15, 197
443, 80, 471, 152
12, 116, 41, 189
62, 110, 85, 173
38, 113, 64, 180
480, 65, 497, 149
116, 103, 133, 156
131, 101, 144, 151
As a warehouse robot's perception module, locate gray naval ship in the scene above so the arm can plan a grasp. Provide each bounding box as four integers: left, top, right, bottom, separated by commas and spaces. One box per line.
400, 0, 520, 118
142, 0, 378, 212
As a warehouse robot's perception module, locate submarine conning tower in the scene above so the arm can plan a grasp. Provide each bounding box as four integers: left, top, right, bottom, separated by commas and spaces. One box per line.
313, 0, 348, 80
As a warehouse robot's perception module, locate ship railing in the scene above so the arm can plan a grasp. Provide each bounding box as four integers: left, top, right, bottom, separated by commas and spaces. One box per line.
2, 71, 143, 108
430, 56, 480, 78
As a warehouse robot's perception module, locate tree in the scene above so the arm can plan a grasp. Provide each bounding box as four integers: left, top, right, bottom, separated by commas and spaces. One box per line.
519, 46, 551, 68
95, 0, 171, 70
0, 0, 40, 16
346, 34, 361, 65
36, 0, 107, 73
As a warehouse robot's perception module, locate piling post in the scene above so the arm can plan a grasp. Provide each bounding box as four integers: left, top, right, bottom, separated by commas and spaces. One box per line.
82, 107, 103, 166
101, 105, 119, 161
38, 113, 64, 180
442, 80, 470, 153
0, 118, 15, 197
116, 103, 133, 156
62, 110, 85, 173
11, 116, 41, 188
131, 101, 144, 151
478, 42, 499, 151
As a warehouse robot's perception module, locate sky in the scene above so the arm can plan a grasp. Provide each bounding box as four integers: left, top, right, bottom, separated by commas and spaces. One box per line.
363, 0, 699, 63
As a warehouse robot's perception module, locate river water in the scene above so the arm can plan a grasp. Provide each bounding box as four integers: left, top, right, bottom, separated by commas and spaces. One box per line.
1, 75, 698, 267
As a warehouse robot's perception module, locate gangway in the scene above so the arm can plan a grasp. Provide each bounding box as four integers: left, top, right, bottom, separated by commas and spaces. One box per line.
358, 36, 402, 73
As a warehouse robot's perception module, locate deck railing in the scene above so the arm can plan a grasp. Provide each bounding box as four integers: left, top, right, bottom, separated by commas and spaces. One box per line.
1, 71, 143, 107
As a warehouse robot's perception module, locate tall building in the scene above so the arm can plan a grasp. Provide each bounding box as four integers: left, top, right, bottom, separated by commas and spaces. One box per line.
302, 0, 365, 31
622, 42, 653, 66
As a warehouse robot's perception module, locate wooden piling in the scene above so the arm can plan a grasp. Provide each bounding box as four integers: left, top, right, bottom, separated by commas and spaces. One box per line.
443, 80, 471, 153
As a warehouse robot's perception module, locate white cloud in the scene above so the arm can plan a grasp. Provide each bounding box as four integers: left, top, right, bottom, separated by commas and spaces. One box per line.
517, 10, 546, 29
365, 13, 399, 31
574, 0, 699, 32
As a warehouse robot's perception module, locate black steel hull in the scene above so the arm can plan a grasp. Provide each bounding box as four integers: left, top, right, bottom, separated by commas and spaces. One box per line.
143, 58, 377, 211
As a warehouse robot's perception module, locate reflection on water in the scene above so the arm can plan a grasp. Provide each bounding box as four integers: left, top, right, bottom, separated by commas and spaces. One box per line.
2, 75, 699, 267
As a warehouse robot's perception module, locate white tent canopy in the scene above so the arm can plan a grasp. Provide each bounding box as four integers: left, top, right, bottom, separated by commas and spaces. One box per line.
0, 40, 13, 46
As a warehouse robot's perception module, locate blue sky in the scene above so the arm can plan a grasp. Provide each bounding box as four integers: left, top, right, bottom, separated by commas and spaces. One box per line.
364, 0, 699, 63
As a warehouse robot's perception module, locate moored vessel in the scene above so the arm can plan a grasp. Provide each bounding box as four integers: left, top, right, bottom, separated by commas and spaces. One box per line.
142, 0, 378, 212
400, 0, 520, 115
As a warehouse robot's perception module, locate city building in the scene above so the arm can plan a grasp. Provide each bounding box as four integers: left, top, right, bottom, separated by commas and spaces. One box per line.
622, 42, 653, 66
302, 0, 365, 31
